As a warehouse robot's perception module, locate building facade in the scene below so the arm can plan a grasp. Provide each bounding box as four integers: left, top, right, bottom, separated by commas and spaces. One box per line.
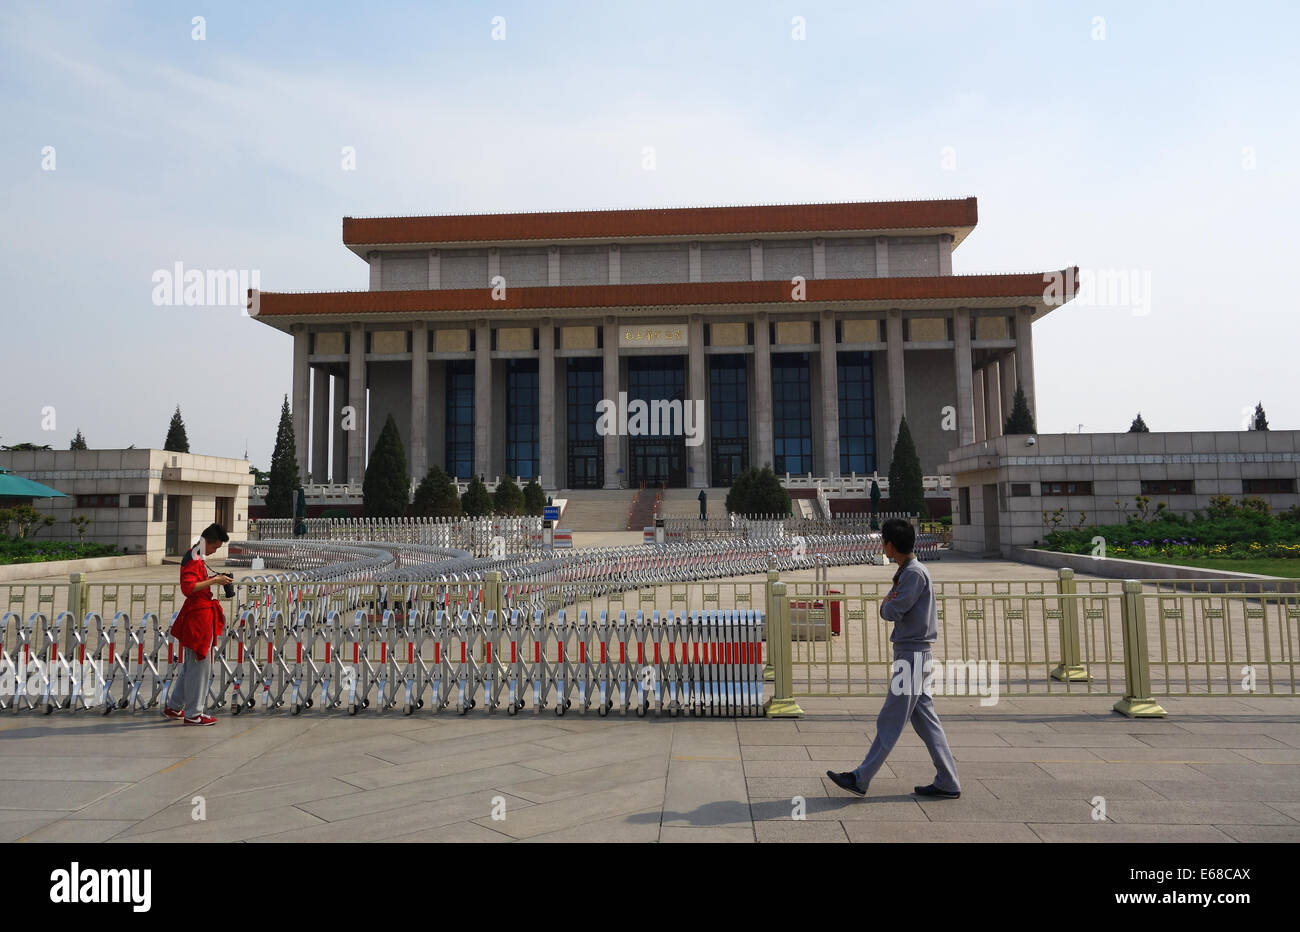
947, 431, 1300, 555
0, 449, 254, 561
252, 198, 1076, 490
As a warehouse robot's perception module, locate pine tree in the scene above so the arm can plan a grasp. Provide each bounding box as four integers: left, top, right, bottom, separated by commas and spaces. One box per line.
265, 395, 300, 518
70, 429, 87, 450
164, 406, 190, 453
887, 417, 926, 519
461, 476, 493, 517
1128, 413, 1149, 433
522, 478, 546, 516
1252, 402, 1269, 431
493, 476, 525, 516
723, 466, 790, 516
363, 414, 410, 517
412, 465, 462, 517
1003, 384, 1036, 435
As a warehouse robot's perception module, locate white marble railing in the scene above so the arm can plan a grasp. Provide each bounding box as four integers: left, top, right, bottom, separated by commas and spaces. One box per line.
781, 474, 953, 495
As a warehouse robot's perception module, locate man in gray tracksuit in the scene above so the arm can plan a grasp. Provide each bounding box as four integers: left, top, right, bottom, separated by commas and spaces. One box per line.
827, 518, 961, 799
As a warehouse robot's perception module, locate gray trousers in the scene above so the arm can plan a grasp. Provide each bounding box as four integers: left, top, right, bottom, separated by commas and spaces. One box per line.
853, 649, 960, 793
169, 647, 210, 718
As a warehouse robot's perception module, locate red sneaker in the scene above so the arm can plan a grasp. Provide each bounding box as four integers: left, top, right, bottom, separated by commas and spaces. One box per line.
183, 714, 217, 726
163, 706, 184, 720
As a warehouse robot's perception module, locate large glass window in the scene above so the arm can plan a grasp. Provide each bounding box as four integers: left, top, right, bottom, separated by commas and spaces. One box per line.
445, 361, 475, 478
837, 351, 875, 474
566, 358, 603, 488
628, 356, 686, 486
709, 354, 748, 485
506, 359, 539, 478
772, 352, 812, 475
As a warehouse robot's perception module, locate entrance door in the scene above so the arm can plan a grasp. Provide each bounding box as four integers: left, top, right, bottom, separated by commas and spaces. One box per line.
630, 438, 684, 487
165, 494, 181, 556
982, 484, 1001, 554
711, 439, 747, 487
567, 442, 602, 489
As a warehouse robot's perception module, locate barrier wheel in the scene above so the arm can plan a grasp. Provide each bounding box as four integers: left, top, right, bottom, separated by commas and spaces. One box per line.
403, 703, 413, 716
506, 703, 517, 716
417, 699, 424, 709
635, 703, 646, 718
45, 703, 54, 715
597, 705, 608, 717
118, 698, 128, 709
102, 704, 112, 716
516, 699, 525, 711
565, 700, 571, 710
232, 703, 242, 716
348, 703, 358, 716
305, 699, 314, 708
362, 699, 370, 709
555, 704, 566, 717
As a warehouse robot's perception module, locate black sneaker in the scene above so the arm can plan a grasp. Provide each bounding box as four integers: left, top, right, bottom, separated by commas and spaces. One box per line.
826, 771, 866, 796
913, 783, 960, 799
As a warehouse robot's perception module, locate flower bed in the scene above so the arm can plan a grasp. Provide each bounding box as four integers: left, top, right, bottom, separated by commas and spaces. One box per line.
0, 540, 124, 565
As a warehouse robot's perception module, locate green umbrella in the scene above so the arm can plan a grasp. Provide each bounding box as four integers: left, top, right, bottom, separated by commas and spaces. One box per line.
0, 467, 68, 499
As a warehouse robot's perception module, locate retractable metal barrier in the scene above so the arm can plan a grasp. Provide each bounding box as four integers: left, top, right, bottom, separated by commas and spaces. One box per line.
7, 605, 767, 719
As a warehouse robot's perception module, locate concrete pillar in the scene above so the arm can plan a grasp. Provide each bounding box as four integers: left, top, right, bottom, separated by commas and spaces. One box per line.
347, 322, 367, 481
410, 320, 428, 480
688, 315, 708, 486
812, 238, 826, 279
368, 252, 382, 290
1000, 351, 1017, 432
938, 233, 953, 275
1014, 307, 1037, 428
311, 366, 329, 483
475, 320, 491, 478
332, 373, 347, 482
608, 244, 620, 285
292, 325, 309, 485
886, 309, 905, 447
688, 242, 701, 282
749, 240, 763, 280
973, 367, 987, 443
428, 250, 440, 288
984, 359, 1003, 440
539, 321, 556, 488
603, 318, 621, 488
954, 307, 975, 446
753, 312, 773, 468
819, 311, 840, 477
875, 237, 890, 277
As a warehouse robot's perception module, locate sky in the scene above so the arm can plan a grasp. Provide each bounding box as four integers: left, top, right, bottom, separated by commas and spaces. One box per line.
1, 0, 1296, 468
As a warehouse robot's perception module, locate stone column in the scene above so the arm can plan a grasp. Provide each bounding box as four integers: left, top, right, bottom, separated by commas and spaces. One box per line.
984, 359, 1003, 440
953, 307, 975, 446
1013, 307, 1037, 428
819, 311, 840, 477
753, 312, 773, 469
410, 320, 428, 480
688, 315, 708, 486
292, 325, 309, 485
368, 251, 382, 290
474, 320, 491, 479
973, 367, 987, 443
332, 373, 347, 482
875, 237, 890, 277
603, 318, 621, 488
311, 366, 329, 482
937, 233, 953, 275
347, 322, 367, 481
1000, 351, 1017, 429
886, 309, 905, 447
538, 320, 556, 488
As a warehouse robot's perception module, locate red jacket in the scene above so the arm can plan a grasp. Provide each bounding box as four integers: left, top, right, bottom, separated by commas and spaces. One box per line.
170, 550, 226, 659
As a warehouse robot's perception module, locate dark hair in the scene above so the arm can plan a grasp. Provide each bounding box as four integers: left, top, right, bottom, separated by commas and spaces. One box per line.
880, 518, 915, 554
201, 523, 229, 543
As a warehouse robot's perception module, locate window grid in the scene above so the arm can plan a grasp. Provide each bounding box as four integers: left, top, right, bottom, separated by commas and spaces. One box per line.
837, 350, 875, 475
445, 361, 475, 478
507, 359, 539, 479
772, 352, 812, 475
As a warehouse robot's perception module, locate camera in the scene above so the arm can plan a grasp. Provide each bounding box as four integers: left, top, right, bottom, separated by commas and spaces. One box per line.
212, 572, 235, 599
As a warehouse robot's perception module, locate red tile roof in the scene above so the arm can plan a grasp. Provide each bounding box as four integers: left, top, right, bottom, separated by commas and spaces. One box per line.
342, 198, 979, 247
252, 270, 1075, 319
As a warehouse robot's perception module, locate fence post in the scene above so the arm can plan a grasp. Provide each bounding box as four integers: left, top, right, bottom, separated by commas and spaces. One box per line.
67, 572, 88, 655
1049, 568, 1089, 682
763, 581, 803, 717
1114, 580, 1166, 718
485, 571, 501, 616
763, 559, 778, 682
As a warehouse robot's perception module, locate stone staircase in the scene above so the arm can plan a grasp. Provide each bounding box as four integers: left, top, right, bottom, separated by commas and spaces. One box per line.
557, 489, 639, 531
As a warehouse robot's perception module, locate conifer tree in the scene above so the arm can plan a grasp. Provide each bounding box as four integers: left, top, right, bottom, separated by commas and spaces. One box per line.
363, 413, 410, 517
265, 395, 300, 518
887, 417, 926, 519
164, 406, 190, 453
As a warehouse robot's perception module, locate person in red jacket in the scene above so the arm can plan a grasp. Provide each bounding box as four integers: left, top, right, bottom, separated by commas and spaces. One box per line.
165, 523, 231, 725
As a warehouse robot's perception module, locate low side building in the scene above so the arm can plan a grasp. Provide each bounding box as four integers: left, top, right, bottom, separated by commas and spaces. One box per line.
0, 449, 254, 562
947, 431, 1300, 555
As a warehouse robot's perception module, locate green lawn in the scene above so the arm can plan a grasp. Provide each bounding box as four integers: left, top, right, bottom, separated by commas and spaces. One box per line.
1133, 555, 1300, 578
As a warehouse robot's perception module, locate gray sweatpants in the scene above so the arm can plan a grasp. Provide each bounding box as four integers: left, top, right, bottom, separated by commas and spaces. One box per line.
169, 647, 210, 718
852, 648, 960, 793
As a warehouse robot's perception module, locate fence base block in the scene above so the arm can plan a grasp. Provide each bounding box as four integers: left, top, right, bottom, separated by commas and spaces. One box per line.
763, 663, 774, 682
1049, 664, 1090, 683
764, 697, 804, 718
1112, 697, 1167, 718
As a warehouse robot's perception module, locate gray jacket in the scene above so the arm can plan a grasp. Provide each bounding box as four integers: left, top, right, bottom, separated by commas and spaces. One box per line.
880, 557, 937, 651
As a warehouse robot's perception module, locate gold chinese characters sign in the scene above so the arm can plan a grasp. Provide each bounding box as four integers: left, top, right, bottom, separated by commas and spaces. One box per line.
620, 327, 687, 348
